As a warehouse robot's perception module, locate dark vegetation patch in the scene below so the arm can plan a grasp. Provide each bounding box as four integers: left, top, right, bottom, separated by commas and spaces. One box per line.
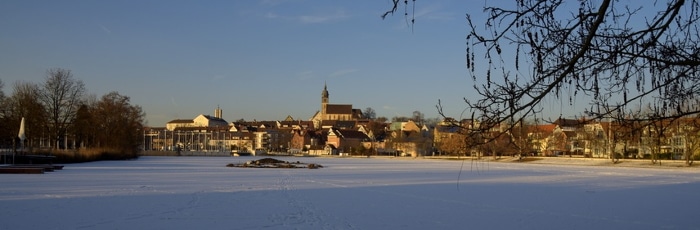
6, 148, 139, 164
226, 158, 323, 169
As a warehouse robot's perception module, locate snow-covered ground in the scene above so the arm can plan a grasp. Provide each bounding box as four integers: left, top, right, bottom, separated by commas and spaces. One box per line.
1, 156, 698, 229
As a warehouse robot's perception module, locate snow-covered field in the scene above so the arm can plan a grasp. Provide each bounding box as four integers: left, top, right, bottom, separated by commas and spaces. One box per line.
2, 156, 698, 229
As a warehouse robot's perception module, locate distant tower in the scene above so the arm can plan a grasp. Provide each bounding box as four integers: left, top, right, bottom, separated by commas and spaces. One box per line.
214, 105, 223, 119
321, 82, 329, 120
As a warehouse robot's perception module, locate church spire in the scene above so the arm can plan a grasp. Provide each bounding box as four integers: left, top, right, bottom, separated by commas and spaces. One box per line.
322, 81, 329, 99
320, 82, 329, 126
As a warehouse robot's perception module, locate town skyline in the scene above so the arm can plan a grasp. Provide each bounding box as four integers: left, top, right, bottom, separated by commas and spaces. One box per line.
151, 81, 589, 128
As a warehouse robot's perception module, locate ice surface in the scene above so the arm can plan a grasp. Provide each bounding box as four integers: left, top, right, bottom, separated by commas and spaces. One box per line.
1, 156, 698, 229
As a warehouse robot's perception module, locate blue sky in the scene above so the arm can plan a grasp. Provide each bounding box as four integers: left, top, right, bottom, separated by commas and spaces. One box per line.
1, 1, 587, 126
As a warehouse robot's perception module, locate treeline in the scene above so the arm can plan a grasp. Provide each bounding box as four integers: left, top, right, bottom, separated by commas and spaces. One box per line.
0, 68, 145, 162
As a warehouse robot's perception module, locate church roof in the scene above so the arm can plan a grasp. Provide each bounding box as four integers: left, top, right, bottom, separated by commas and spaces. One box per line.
325, 104, 353, 114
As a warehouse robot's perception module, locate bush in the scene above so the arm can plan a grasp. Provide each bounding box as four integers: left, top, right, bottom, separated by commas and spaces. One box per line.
32, 148, 140, 164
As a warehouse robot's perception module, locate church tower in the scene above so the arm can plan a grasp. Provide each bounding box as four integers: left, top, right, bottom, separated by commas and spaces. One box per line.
214, 105, 223, 119
321, 82, 329, 120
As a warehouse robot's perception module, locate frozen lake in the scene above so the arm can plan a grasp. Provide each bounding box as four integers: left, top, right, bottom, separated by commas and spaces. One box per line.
1, 156, 698, 229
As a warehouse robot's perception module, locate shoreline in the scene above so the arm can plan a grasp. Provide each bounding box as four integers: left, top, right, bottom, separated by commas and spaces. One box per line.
420, 155, 697, 169
141, 151, 697, 169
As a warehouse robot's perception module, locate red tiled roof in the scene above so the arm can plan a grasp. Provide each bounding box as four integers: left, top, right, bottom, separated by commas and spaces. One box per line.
531, 124, 556, 133
326, 104, 352, 114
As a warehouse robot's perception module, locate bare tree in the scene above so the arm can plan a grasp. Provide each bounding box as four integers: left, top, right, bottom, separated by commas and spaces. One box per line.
608, 108, 647, 162
412, 110, 424, 125
510, 120, 535, 159
391, 116, 409, 122
38, 68, 86, 149
438, 132, 467, 157
92, 92, 145, 155
546, 130, 569, 157
479, 131, 515, 160
385, 0, 700, 139
0, 79, 5, 108
365, 119, 387, 141
71, 103, 94, 149
363, 107, 377, 120
640, 103, 677, 164
0, 79, 10, 149
679, 116, 700, 165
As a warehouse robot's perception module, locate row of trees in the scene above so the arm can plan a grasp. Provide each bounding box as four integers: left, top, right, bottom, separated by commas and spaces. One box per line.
0, 68, 145, 157
434, 116, 700, 166
435, 120, 523, 159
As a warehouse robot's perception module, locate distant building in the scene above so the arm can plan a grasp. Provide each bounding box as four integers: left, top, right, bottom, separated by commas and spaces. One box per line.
390, 120, 422, 132
166, 107, 227, 131
290, 129, 327, 154
310, 83, 363, 129
326, 128, 370, 155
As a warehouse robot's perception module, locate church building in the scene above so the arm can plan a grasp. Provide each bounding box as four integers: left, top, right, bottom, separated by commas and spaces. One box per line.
310, 83, 363, 128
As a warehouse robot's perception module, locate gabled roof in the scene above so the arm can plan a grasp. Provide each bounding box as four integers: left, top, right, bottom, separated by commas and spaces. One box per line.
398, 130, 427, 140
421, 125, 430, 132
237, 120, 277, 129
200, 114, 227, 123
310, 110, 320, 120
330, 128, 369, 140
390, 120, 421, 132
351, 109, 364, 119
278, 120, 314, 130
293, 129, 327, 139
